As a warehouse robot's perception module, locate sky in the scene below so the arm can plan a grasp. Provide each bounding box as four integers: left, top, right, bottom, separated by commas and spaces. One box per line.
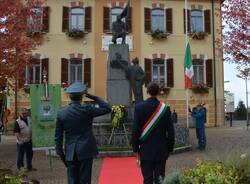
224, 62, 249, 107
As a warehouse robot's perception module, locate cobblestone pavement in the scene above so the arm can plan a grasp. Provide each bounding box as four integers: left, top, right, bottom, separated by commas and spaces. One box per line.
0, 121, 250, 184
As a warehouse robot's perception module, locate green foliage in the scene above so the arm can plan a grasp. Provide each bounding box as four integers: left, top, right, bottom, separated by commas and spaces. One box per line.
181, 160, 239, 184
66, 29, 85, 38
150, 29, 170, 40
111, 105, 128, 128
163, 171, 184, 184
163, 153, 250, 184
189, 32, 208, 40
234, 100, 247, 120
0, 167, 37, 184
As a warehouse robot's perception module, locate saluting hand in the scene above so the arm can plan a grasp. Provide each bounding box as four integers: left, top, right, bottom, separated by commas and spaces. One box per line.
85, 93, 98, 101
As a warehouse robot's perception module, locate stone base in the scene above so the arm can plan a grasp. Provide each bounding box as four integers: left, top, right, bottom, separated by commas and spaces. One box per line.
93, 123, 191, 147
107, 44, 131, 106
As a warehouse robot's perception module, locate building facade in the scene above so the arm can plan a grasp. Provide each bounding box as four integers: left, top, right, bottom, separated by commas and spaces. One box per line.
9, 0, 224, 127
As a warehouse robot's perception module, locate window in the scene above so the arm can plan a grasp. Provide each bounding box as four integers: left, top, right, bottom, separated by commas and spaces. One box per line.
69, 60, 82, 84
191, 10, 203, 32
152, 59, 166, 86
28, 7, 43, 31
151, 9, 165, 31
193, 59, 204, 84
70, 8, 84, 30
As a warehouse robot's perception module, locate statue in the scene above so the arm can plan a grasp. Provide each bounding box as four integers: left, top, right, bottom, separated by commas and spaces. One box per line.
112, 15, 127, 44
112, 53, 145, 104
111, 1, 130, 44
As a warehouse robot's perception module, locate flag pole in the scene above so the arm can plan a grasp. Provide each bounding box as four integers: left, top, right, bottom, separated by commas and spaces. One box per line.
185, 0, 189, 128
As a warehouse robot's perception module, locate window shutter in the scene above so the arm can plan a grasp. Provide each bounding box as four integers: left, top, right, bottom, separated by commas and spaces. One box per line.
206, 59, 213, 87
204, 10, 211, 34
62, 7, 69, 32
41, 58, 49, 83
103, 7, 110, 32
183, 9, 191, 33
165, 8, 173, 33
85, 7, 92, 32
167, 58, 174, 88
42, 6, 50, 32
61, 58, 69, 84
144, 8, 151, 33
144, 58, 152, 86
84, 58, 91, 88
127, 7, 132, 33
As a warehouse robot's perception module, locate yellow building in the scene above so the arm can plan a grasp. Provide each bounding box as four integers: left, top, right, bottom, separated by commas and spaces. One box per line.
10, 0, 224, 127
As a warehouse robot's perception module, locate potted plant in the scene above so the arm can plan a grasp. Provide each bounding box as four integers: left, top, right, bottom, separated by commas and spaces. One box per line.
66, 29, 85, 39
150, 29, 170, 40
191, 83, 209, 94
189, 32, 208, 40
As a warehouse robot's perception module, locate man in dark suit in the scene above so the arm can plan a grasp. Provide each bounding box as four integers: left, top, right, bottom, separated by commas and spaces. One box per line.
132, 82, 175, 184
55, 82, 111, 184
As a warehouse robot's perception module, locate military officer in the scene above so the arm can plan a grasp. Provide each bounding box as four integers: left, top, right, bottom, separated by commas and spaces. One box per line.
132, 82, 175, 184
55, 82, 111, 184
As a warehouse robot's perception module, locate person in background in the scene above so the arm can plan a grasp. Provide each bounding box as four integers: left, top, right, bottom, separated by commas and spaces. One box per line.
202, 103, 207, 124
191, 104, 207, 150
132, 82, 175, 184
14, 108, 35, 171
172, 109, 178, 124
55, 82, 111, 184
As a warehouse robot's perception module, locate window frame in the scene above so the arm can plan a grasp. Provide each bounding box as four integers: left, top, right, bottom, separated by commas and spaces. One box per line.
151, 8, 165, 32
69, 7, 85, 31
192, 59, 206, 85
151, 58, 167, 86
27, 7, 43, 32
68, 59, 83, 84
190, 9, 204, 32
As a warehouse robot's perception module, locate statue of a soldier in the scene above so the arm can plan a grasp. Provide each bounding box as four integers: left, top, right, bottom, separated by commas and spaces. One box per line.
113, 53, 145, 104
112, 15, 127, 44
111, 1, 130, 44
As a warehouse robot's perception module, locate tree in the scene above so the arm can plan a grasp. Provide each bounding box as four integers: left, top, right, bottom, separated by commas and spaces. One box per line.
234, 101, 247, 120
221, 0, 250, 68
0, 0, 45, 89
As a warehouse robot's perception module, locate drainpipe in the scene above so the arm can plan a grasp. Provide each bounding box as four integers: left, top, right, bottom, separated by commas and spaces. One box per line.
212, 0, 217, 127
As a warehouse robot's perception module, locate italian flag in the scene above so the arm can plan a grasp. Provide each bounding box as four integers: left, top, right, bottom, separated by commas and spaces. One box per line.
184, 43, 193, 89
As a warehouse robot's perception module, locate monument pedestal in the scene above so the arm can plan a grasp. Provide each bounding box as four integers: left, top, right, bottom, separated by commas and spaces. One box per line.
107, 44, 131, 106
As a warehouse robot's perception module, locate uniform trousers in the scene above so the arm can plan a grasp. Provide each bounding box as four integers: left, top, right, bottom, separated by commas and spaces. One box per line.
140, 160, 166, 184
66, 154, 93, 184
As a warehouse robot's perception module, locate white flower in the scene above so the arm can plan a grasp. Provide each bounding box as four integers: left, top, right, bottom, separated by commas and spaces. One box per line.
240, 153, 247, 159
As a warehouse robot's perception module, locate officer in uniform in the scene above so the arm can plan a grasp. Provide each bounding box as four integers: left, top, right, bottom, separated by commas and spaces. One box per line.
132, 82, 175, 184
55, 82, 111, 184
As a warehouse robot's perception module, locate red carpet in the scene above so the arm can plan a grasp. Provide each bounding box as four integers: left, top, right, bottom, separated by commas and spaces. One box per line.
98, 157, 143, 184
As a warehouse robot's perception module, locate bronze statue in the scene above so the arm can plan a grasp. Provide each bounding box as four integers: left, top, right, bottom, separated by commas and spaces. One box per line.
113, 53, 145, 104
112, 15, 127, 44
111, 1, 130, 44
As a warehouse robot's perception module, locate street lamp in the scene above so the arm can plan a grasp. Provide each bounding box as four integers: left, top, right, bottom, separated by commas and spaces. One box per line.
237, 68, 250, 130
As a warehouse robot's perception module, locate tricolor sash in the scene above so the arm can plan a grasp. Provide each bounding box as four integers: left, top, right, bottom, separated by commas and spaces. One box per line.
140, 102, 167, 141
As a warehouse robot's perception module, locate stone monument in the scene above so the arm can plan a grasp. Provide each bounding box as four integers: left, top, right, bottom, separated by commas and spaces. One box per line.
107, 44, 131, 106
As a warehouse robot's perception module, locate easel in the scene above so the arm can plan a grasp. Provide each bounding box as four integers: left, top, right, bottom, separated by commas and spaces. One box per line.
108, 123, 130, 146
